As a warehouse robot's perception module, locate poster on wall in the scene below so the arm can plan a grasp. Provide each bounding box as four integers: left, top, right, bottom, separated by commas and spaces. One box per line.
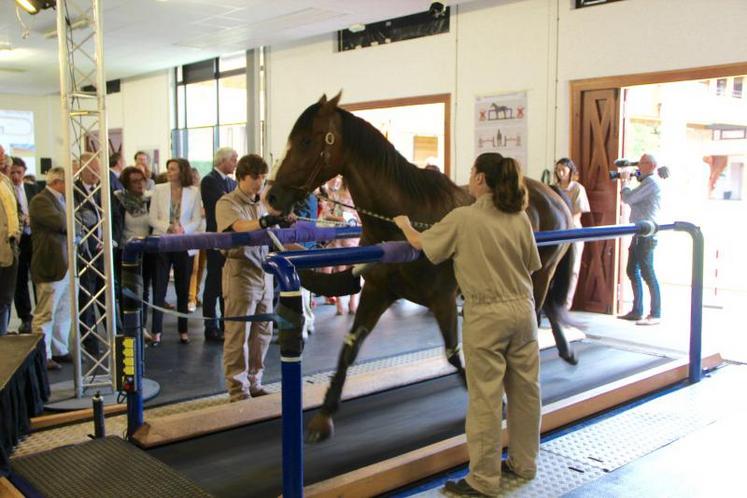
474, 92, 527, 170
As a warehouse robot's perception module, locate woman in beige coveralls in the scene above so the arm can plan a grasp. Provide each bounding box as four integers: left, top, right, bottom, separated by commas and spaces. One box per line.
215, 154, 287, 402
395, 153, 542, 497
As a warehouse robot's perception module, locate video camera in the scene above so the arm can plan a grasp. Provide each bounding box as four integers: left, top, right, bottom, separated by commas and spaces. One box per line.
609, 159, 639, 180
609, 159, 669, 180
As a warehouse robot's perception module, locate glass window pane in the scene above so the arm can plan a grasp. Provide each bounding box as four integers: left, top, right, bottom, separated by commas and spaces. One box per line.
219, 124, 247, 158
177, 85, 186, 129
186, 80, 217, 127
186, 127, 214, 174
220, 51, 246, 73
219, 74, 247, 125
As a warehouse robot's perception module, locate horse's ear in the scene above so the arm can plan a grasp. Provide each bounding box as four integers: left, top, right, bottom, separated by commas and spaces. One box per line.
318, 94, 328, 106
328, 91, 342, 108
319, 91, 342, 117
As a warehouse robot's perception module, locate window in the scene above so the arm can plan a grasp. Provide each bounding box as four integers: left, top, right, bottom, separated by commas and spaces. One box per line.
172, 52, 247, 174
733, 77, 743, 99
716, 78, 727, 96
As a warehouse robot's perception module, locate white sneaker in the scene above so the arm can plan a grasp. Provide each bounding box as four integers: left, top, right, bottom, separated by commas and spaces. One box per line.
188, 302, 196, 313
636, 316, 660, 326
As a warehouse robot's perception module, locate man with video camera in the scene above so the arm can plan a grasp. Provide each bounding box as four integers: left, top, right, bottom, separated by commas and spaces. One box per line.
617, 153, 662, 326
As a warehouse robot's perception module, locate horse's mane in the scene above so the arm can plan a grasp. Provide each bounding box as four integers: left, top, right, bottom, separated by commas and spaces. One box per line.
335, 107, 471, 216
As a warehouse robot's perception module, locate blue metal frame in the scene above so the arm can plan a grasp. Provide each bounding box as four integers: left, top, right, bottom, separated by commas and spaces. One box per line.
123, 220, 705, 496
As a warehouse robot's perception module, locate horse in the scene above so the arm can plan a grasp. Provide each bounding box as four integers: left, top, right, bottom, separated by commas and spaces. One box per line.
266, 93, 576, 443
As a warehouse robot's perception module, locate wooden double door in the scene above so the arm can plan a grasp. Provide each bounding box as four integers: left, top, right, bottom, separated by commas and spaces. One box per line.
571, 88, 620, 314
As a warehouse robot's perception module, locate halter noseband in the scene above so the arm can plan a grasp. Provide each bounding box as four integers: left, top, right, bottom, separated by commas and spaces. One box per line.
290, 130, 336, 197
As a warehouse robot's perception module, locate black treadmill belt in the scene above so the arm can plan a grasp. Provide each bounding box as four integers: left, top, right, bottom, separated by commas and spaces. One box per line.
148, 343, 672, 498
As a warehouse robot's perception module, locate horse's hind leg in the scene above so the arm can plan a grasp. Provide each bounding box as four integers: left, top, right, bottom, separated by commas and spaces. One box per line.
532, 261, 576, 365
306, 282, 396, 443
545, 304, 577, 365
431, 294, 465, 385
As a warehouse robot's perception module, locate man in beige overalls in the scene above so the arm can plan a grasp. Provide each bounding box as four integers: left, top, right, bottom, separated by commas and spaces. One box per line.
215, 154, 286, 402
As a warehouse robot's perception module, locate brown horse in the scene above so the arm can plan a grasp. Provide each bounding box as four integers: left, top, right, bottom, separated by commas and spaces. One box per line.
266, 93, 576, 442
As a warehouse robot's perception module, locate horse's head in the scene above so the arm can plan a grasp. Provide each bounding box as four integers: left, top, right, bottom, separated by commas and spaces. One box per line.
267, 92, 345, 215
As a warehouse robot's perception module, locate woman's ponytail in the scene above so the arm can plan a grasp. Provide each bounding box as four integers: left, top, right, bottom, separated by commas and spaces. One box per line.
474, 153, 527, 214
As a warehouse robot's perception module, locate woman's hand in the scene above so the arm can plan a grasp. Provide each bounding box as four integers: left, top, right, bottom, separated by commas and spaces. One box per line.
393, 215, 412, 231
393, 215, 422, 250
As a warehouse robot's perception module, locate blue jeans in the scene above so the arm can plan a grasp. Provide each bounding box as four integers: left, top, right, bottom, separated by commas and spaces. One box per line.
626, 236, 660, 318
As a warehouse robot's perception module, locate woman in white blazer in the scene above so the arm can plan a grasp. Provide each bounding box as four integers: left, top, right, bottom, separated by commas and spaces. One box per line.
149, 158, 204, 345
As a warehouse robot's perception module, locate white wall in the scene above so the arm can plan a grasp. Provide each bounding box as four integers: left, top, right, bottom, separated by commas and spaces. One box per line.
0, 70, 170, 175
106, 70, 171, 172
268, 0, 747, 184
555, 0, 747, 158
0, 93, 64, 175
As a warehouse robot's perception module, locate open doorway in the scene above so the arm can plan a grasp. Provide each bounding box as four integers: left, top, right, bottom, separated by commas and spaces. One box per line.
570, 63, 747, 363
620, 76, 747, 313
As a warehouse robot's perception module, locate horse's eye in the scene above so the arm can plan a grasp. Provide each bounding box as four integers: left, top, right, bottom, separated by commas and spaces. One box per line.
301, 137, 312, 147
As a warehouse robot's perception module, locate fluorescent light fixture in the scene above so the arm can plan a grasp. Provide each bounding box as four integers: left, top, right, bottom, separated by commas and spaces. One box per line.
348, 23, 365, 33
15, 0, 56, 15
43, 17, 89, 39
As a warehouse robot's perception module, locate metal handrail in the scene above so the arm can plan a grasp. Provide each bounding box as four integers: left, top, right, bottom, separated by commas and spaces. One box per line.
122, 220, 704, 498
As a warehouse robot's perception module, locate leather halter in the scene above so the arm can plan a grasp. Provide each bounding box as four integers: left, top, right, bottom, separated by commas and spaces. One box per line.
288, 129, 337, 198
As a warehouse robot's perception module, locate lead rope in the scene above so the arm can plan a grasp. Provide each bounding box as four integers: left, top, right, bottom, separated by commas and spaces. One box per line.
314, 192, 432, 229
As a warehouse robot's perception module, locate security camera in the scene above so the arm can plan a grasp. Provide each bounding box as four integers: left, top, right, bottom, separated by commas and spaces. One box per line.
429, 2, 446, 18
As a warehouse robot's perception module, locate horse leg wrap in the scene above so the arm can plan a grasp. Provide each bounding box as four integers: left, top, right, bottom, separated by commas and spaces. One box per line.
298, 268, 362, 297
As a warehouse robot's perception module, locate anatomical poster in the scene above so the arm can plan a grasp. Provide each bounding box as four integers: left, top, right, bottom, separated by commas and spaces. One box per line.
474, 92, 527, 170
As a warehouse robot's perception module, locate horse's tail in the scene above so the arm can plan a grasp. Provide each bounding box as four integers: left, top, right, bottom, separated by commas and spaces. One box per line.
544, 242, 576, 326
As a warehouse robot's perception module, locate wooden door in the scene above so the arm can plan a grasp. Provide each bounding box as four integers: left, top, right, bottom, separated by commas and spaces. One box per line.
571, 88, 620, 313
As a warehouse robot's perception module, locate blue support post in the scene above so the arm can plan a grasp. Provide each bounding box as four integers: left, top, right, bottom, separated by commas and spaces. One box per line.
263, 256, 304, 498
674, 222, 704, 383
121, 239, 146, 438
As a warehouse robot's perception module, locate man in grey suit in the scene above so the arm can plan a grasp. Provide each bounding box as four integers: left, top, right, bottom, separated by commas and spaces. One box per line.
29, 167, 72, 370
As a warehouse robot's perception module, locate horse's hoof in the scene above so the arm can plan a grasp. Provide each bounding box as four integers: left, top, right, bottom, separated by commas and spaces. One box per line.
458, 368, 468, 388
306, 414, 334, 443
560, 350, 578, 365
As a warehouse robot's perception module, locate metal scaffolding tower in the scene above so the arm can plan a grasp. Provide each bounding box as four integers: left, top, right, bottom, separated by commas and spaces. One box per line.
56, 0, 116, 398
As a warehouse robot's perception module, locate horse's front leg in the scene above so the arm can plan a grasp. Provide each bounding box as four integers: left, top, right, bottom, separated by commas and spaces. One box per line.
306, 282, 396, 443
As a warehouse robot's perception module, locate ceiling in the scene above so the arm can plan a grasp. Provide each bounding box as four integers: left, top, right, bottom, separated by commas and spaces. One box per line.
0, 0, 477, 96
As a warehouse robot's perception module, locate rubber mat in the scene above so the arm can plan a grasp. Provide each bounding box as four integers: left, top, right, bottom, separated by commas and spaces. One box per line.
0, 335, 40, 391
149, 343, 672, 498
11, 436, 212, 498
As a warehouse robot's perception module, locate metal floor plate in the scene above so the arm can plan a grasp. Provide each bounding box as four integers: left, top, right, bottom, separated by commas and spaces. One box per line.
408, 365, 747, 497
542, 366, 747, 473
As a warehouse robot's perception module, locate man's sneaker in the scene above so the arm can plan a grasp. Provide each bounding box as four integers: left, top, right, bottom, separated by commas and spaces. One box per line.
443, 479, 488, 497
46, 359, 62, 371
618, 311, 642, 321
636, 315, 661, 326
